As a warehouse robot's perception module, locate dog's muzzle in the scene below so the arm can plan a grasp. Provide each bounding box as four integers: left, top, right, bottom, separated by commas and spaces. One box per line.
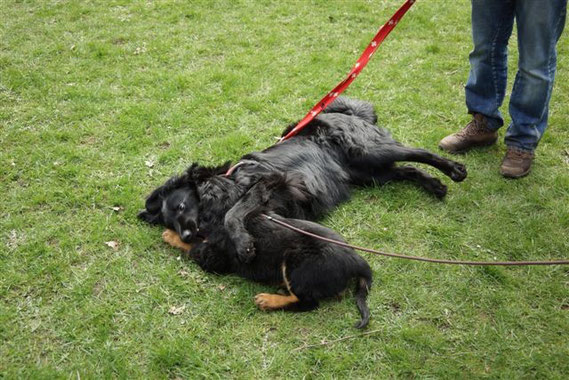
178, 220, 199, 243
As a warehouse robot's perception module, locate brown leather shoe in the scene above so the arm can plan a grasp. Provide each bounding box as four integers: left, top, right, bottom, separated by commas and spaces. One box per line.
500, 147, 534, 178
439, 113, 498, 153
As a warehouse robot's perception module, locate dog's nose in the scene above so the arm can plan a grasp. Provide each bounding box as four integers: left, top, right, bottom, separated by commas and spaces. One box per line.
181, 230, 192, 241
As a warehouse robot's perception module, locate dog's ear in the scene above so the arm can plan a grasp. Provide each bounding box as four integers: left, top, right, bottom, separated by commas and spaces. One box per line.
137, 184, 166, 224
137, 209, 161, 224
186, 161, 232, 182
138, 173, 195, 224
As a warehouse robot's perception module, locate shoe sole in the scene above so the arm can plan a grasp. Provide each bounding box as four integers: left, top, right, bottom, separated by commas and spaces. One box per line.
500, 168, 531, 179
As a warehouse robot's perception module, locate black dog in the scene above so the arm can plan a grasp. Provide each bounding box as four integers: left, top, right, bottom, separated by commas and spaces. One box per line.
139, 97, 467, 263
162, 174, 373, 328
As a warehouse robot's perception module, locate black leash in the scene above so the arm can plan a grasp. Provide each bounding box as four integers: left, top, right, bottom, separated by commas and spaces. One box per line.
263, 214, 569, 266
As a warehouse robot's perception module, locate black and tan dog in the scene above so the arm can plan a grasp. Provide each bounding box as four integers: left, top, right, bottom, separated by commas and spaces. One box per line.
139, 97, 467, 327
163, 174, 373, 328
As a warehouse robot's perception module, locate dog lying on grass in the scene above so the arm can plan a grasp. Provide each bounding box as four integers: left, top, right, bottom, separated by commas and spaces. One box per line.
139, 97, 467, 327
163, 174, 373, 328
139, 97, 467, 262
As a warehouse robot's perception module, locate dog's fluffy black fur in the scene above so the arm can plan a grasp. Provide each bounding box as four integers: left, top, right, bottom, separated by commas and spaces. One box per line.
183, 174, 373, 328
139, 97, 466, 260
138, 97, 467, 327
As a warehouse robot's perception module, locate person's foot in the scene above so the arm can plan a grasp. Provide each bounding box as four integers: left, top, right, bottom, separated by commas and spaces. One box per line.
500, 147, 534, 178
439, 113, 498, 153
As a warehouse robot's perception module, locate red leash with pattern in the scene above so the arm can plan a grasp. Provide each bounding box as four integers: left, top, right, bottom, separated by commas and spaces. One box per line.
223, 1, 569, 266
280, 0, 417, 142
225, 0, 416, 176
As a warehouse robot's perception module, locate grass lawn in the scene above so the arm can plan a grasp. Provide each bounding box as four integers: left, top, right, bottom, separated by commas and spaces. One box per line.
2, 0, 569, 378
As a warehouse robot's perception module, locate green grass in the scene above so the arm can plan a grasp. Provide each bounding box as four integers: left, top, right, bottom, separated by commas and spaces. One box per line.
1, 0, 568, 378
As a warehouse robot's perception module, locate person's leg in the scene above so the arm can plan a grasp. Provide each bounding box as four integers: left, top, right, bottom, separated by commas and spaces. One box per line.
465, 0, 516, 129
439, 0, 515, 153
505, 0, 567, 152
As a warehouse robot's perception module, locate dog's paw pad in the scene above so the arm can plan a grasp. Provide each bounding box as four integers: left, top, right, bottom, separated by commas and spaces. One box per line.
433, 183, 448, 199
237, 239, 256, 263
450, 163, 467, 182
254, 293, 273, 311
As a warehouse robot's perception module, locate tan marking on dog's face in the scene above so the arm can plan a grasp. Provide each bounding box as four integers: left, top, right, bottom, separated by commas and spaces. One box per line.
254, 293, 299, 310
162, 229, 192, 252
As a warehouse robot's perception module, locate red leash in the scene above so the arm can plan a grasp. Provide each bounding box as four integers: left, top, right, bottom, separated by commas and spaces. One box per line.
226, 0, 416, 176
221, 1, 568, 267
216, 2, 569, 267
280, 0, 417, 142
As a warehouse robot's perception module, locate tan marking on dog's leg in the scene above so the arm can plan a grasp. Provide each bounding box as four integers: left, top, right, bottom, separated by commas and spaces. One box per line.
281, 262, 293, 294
162, 229, 192, 252
254, 262, 300, 310
254, 293, 299, 311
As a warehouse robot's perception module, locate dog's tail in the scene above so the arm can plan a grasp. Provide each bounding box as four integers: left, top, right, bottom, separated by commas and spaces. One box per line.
323, 96, 378, 125
354, 263, 373, 329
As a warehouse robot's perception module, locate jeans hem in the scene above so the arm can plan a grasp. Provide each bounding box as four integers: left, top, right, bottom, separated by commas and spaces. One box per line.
467, 110, 503, 130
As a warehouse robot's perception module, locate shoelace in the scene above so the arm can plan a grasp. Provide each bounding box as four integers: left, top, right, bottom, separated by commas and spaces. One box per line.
457, 116, 487, 137
506, 148, 533, 161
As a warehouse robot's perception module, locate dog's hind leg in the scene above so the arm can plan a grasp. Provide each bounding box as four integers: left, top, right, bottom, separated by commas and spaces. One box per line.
364, 145, 467, 182
322, 96, 378, 124
254, 293, 300, 310
254, 293, 319, 312
255, 262, 320, 312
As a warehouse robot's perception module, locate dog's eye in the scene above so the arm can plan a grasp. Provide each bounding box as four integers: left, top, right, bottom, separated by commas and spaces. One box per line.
177, 203, 186, 211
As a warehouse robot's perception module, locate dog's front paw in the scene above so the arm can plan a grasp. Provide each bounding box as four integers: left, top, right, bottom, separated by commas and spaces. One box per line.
235, 235, 256, 263
449, 162, 467, 182
427, 179, 447, 199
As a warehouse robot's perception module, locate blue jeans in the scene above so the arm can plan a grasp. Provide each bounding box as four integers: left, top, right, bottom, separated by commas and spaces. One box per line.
465, 0, 567, 152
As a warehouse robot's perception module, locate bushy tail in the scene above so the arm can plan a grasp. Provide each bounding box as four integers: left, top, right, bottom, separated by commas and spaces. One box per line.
354, 266, 372, 329
323, 96, 378, 125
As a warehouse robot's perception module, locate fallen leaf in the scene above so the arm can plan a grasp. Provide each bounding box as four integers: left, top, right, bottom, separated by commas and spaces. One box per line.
30, 319, 41, 332
7, 230, 23, 250
178, 270, 189, 277
217, 285, 226, 291
168, 305, 185, 315
144, 159, 154, 168
134, 45, 147, 55
105, 241, 119, 250
110, 206, 124, 212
